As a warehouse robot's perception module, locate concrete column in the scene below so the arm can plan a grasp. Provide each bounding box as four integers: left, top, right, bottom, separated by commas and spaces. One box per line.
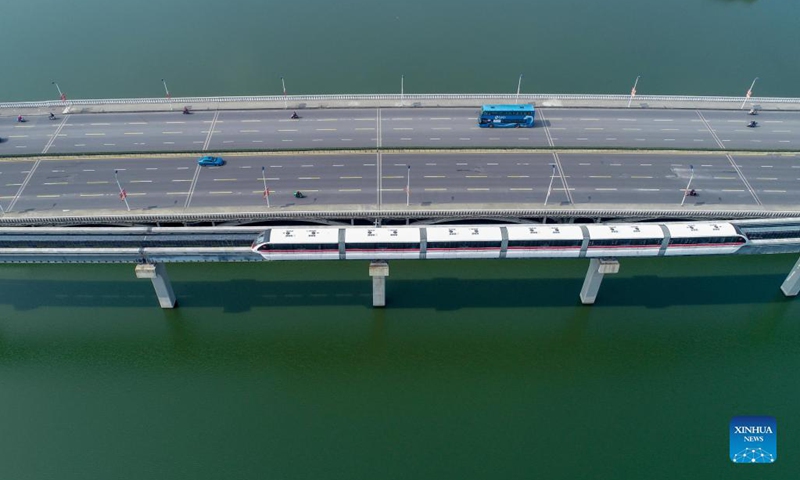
780, 256, 800, 297
135, 263, 177, 309
369, 261, 389, 307
580, 258, 620, 305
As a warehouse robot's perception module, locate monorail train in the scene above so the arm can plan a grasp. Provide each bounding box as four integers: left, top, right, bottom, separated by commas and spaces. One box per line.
251, 222, 748, 260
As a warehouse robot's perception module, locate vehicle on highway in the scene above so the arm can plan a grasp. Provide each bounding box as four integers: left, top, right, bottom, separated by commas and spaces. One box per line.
478, 104, 535, 128
748, 121, 758, 128
198, 156, 225, 166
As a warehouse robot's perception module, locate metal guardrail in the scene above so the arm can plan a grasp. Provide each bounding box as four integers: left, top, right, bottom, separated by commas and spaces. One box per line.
2, 93, 799, 109
2, 208, 800, 227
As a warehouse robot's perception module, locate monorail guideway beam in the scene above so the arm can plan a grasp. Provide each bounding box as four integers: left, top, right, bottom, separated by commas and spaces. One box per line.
580, 258, 620, 305
135, 263, 177, 308
781, 256, 800, 297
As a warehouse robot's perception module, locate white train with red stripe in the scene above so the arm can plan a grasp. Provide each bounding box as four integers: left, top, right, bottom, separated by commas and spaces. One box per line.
251, 222, 748, 260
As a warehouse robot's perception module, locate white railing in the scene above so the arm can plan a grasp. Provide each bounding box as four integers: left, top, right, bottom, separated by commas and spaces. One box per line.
2, 93, 799, 109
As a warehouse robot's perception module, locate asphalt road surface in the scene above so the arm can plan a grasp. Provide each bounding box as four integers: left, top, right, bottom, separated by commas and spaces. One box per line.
2, 151, 799, 214
2, 108, 799, 155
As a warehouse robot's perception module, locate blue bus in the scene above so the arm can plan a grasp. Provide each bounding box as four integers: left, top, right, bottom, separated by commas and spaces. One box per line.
478, 104, 535, 128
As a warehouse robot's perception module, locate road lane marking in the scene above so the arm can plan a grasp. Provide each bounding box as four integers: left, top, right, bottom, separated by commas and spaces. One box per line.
631, 176, 653, 179
213, 178, 237, 181
79, 194, 105, 197
424, 175, 446, 178
37, 194, 61, 198
316, 128, 337, 131
85, 133, 105, 136
509, 188, 533, 191
124, 132, 144, 135
209, 191, 233, 195
44, 182, 68, 185
87, 181, 110, 184
340, 176, 363, 179
298, 177, 319, 180
239, 130, 259, 133
130, 180, 152, 183
278, 129, 298, 132
507, 175, 529, 178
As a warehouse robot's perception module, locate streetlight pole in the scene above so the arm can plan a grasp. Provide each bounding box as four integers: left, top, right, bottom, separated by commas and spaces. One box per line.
680, 165, 694, 206
401, 75, 404, 105
376, 108, 382, 209
405, 165, 411, 207
516, 74, 523, 104
114, 169, 131, 211
262, 166, 270, 208
281, 76, 288, 109
627, 75, 640, 108
544, 164, 556, 206
740, 77, 759, 109
161, 78, 170, 99
52, 81, 66, 101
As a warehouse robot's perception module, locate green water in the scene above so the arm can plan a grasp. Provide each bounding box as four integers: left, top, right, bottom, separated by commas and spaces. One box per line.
1, 255, 798, 479
1, 0, 799, 100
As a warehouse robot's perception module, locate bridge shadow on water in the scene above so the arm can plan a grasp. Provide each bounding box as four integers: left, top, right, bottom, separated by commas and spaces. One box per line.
0, 272, 793, 312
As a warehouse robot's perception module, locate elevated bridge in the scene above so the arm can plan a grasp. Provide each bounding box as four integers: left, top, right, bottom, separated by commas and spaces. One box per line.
0, 219, 799, 308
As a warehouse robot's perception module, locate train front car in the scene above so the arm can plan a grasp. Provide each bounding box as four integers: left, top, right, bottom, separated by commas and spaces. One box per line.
425, 226, 503, 259
505, 225, 584, 259
344, 227, 421, 260
585, 223, 664, 257
664, 222, 746, 256
252, 227, 340, 260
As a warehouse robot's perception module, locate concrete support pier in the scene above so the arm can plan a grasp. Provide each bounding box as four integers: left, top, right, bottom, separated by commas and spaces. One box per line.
580, 258, 620, 305
135, 263, 177, 309
780, 256, 800, 297
369, 261, 389, 307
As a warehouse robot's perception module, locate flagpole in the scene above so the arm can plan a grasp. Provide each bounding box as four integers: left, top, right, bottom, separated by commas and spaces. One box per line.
627, 75, 640, 108
262, 166, 270, 208
161, 78, 170, 99
544, 164, 556, 206
740, 77, 758, 109
516, 74, 523, 104
114, 169, 131, 211
680, 165, 694, 206
281, 76, 287, 109
401, 75, 404, 106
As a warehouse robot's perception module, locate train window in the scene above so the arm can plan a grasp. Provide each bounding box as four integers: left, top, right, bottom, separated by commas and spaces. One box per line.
508, 239, 582, 248
263, 243, 338, 251
589, 238, 661, 247
345, 242, 419, 250
427, 241, 501, 249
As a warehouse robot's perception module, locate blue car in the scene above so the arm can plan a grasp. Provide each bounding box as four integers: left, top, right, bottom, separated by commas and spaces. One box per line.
198, 156, 225, 166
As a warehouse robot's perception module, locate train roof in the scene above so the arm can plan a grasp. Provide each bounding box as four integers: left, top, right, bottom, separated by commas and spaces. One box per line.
345, 227, 420, 243
269, 227, 339, 244
587, 224, 664, 240
506, 225, 584, 240
665, 222, 738, 238
426, 226, 502, 242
